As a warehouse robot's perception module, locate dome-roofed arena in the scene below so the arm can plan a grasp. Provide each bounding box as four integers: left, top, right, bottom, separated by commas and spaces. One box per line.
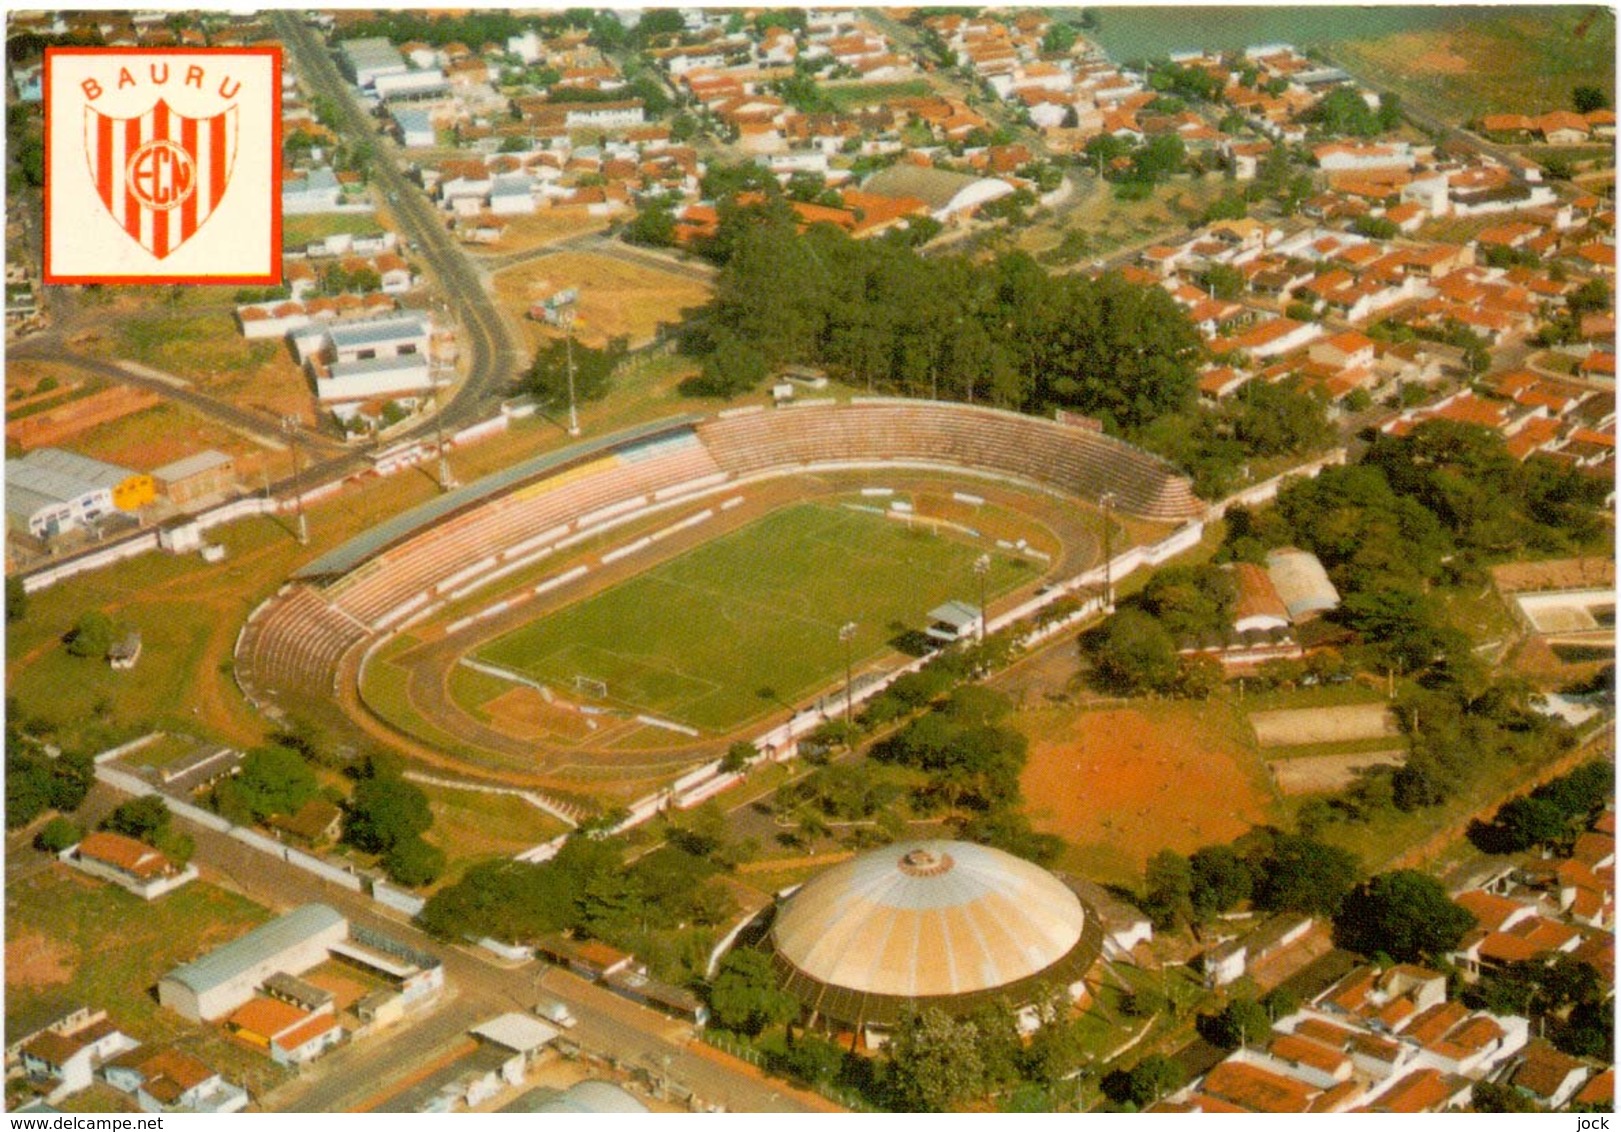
765, 840, 1105, 1034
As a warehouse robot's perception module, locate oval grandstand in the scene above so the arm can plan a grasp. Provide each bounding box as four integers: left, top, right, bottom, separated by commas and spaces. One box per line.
235, 400, 1202, 771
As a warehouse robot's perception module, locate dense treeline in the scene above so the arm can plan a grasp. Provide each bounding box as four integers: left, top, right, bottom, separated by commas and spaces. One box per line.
680, 203, 1333, 494
418, 831, 736, 985
1191, 419, 1605, 827
686, 203, 1202, 431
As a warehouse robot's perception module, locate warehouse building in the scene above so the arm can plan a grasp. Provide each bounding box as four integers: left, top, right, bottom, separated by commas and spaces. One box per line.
152, 450, 236, 508
158, 905, 348, 1022
5, 448, 153, 538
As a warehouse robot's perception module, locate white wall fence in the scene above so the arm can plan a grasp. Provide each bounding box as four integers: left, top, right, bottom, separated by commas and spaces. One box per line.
20, 400, 540, 596
93, 736, 366, 893
373, 881, 428, 917
1205, 448, 1347, 520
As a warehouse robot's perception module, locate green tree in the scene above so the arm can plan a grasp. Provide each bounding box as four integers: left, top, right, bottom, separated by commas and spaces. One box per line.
66, 610, 115, 658
1102, 1053, 1185, 1109
1189, 844, 1253, 918
1333, 870, 1476, 962
384, 835, 446, 886
1206, 996, 1271, 1049
1142, 849, 1193, 929
885, 1008, 986, 1111
775, 1034, 846, 1086
104, 795, 171, 843
343, 775, 433, 854
1252, 834, 1359, 916
1572, 85, 1609, 114
6, 575, 27, 624
1041, 21, 1078, 54
624, 199, 677, 247
522, 337, 623, 406
214, 745, 319, 825
708, 948, 799, 1036
34, 816, 82, 853
1483, 794, 1569, 853
1090, 608, 1180, 694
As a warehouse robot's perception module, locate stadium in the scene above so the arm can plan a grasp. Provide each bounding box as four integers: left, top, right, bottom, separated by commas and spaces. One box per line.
235, 399, 1202, 805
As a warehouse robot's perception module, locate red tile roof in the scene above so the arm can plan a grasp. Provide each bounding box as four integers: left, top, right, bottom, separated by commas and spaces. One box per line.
1200, 1060, 1317, 1113
227, 996, 309, 1040
77, 831, 174, 879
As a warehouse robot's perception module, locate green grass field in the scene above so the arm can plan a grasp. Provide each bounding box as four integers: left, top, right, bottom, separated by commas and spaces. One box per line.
475, 503, 1035, 734
5, 871, 290, 1097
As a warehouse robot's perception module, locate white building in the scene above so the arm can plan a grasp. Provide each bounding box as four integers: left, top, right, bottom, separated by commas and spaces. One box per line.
374, 69, 450, 101
563, 100, 646, 129
393, 107, 435, 148
158, 905, 349, 1022
282, 167, 342, 215
339, 37, 409, 89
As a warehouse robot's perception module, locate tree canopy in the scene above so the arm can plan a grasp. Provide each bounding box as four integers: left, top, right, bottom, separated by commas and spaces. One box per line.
1251, 833, 1360, 916
707, 948, 799, 1036
343, 774, 432, 855
694, 214, 1202, 431
1333, 869, 1476, 962
213, 745, 319, 825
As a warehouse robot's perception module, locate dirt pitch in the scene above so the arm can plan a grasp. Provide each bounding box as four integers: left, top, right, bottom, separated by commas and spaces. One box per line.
483, 684, 602, 743
493, 251, 712, 350
1270, 750, 1407, 795
6, 931, 75, 989
1250, 703, 1398, 748
1018, 705, 1274, 878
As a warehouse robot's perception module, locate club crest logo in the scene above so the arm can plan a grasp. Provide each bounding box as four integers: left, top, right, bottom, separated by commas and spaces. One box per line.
84, 99, 238, 260
45, 48, 280, 285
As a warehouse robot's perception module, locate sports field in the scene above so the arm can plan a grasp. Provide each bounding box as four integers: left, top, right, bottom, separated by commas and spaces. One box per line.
473, 502, 1034, 734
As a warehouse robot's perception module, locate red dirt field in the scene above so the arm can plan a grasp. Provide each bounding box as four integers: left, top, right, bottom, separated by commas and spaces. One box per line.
483, 685, 599, 743
6, 931, 75, 989
1018, 704, 1276, 882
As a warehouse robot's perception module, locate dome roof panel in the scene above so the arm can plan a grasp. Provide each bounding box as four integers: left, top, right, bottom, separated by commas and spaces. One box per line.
770, 840, 1087, 1000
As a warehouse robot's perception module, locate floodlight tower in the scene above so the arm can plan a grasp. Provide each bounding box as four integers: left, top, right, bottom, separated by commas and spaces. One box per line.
839, 620, 858, 725
561, 306, 581, 438
973, 552, 991, 642
1099, 490, 1116, 610
282, 415, 308, 545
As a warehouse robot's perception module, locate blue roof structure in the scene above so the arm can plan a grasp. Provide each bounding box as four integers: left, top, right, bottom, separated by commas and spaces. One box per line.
294, 414, 705, 580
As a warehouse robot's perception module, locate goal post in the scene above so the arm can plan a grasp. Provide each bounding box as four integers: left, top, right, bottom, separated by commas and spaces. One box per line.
573, 675, 608, 700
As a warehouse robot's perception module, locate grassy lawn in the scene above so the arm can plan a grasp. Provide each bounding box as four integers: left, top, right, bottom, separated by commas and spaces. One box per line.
281, 213, 388, 249
418, 783, 569, 881
476, 502, 1032, 734
4, 870, 290, 1099
120, 733, 206, 769
822, 79, 932, 111
1326, 7, 1615, 123
1296, 735, 1578, 872
111, 309, 281, 379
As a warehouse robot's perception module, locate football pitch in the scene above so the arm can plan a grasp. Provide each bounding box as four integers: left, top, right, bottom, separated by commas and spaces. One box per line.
473, 502, 1036, 734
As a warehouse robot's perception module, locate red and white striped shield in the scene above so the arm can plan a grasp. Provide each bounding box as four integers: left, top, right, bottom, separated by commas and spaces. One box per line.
83, 98, 237, 260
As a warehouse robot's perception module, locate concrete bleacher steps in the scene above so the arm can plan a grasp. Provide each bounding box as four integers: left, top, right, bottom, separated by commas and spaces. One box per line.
697, 402, 1202, 523
242, 403, 1203, 719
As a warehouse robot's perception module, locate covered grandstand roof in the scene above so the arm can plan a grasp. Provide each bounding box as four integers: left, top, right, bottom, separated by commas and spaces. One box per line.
293, 415, 703, 580
767, 840, 1103, 1028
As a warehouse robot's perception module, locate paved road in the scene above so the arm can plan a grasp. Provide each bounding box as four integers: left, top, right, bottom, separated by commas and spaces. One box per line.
154, 804, 825, 1113
5, 340, 333, 454
270, 11, 523, 433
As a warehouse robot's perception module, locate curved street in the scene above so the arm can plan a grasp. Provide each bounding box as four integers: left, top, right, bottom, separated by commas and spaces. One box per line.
270, 10, 523, 434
